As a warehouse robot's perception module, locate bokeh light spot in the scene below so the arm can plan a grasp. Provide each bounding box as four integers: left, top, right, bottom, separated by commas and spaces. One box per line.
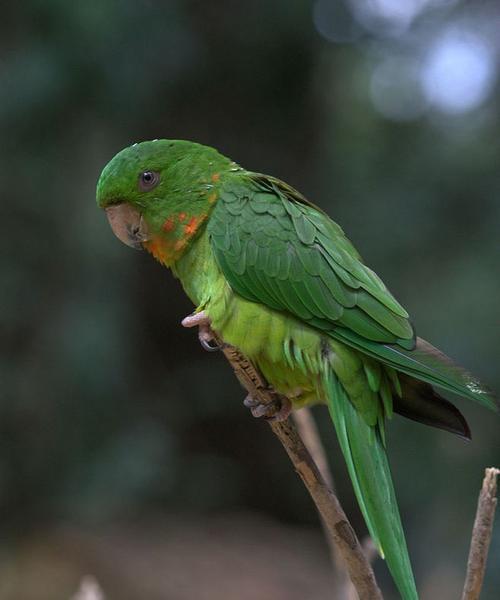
421, 30, 496, 114
349, 0, 426, 35
347, 0, 460, 37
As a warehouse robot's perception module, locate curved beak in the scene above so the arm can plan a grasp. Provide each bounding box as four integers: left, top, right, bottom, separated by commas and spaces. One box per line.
105, 203, 150, 250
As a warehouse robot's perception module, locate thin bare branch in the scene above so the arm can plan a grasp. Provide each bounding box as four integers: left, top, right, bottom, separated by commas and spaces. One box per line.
220, 343, 383, 600
462, 467, 500, 600
293, 408, 335, 490
346, 537, 379, 600
293, 408, 351, 596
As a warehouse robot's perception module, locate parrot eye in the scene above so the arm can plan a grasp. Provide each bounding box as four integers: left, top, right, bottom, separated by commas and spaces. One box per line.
139, 170, 160, 191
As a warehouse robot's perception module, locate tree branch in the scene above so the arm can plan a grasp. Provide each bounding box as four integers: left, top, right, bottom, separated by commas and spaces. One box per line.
220, 343, 383, 600
293, 408, 335, 490
293, 407, 352, 596
462, 467, 500, 600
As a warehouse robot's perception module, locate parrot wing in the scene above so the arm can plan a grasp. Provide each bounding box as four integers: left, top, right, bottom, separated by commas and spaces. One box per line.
208, 173, 496, 411
209, 174, 416, 348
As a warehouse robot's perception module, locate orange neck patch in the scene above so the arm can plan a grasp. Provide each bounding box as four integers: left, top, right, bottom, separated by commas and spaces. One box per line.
143, 177, 222, 267
143, 211, 209, 267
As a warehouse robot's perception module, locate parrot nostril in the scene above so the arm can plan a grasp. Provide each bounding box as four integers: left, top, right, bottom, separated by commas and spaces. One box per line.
127, 223, 142, 239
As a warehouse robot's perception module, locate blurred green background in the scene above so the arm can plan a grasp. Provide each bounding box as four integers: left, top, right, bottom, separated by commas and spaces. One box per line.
1, 1, 499, 598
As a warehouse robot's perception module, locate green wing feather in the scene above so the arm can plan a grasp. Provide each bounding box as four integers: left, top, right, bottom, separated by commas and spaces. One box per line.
333, 329, 497, 411
208, 173, 497, 411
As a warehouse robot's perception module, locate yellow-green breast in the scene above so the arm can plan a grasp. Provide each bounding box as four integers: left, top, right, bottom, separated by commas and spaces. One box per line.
173, 231, 326, 407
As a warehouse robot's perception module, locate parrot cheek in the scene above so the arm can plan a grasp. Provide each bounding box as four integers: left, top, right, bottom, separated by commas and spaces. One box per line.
105, 203, 150, 250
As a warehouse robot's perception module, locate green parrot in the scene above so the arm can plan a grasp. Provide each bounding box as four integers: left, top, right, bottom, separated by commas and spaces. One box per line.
96, 139, 497, 600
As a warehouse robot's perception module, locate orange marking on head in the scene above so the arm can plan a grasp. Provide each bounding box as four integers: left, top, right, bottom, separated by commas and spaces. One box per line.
211, 173, 220, 183
178, 212, 187, 222
184, 216, 200, 236
147, 214, 208, 266
208, 192, 217, 204
162, 217, 176, 232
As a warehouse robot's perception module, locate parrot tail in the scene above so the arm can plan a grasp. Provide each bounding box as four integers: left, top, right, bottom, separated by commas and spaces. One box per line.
325, 371, 419, 600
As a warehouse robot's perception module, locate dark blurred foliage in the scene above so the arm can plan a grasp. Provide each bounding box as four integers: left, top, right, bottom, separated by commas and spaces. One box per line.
1, 1, 499, 598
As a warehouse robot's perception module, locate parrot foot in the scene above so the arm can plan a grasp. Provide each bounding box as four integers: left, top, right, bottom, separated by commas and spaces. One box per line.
181, 311, 224, 352
181, 311, 210, 328
244, 393, 292, 422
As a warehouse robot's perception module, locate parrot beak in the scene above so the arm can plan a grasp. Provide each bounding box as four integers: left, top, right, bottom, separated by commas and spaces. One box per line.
105, 203, 150, 250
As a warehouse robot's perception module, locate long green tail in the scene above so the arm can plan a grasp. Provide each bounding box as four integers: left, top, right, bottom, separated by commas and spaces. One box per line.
325, 371, 418, 600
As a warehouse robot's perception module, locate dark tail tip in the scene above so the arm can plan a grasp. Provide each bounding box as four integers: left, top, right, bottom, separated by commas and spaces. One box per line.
394, 374, 471, 441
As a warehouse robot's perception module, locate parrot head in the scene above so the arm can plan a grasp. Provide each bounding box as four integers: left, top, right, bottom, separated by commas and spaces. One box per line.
96, 139, 235, 265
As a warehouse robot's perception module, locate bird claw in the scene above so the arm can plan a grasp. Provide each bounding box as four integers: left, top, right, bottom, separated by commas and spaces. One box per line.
182, 311, 225, 352
243, 393, 292, 422
198, 326, 224, 352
